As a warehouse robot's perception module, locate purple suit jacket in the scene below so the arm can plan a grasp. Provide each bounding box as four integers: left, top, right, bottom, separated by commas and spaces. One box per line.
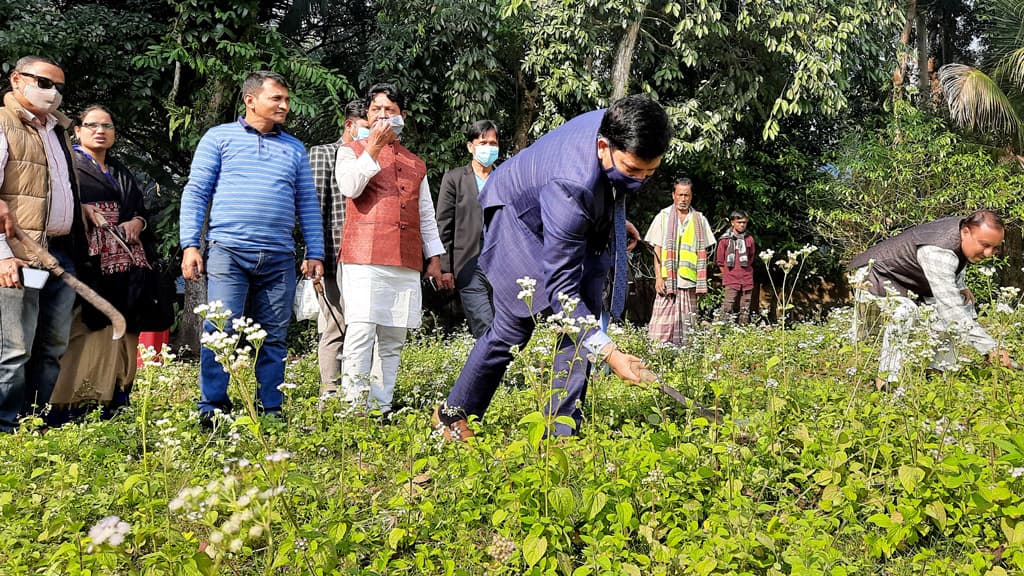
478, 110, 615, 320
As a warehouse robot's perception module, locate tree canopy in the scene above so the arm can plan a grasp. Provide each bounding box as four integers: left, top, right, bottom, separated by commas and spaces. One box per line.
0, 0, 1019, 286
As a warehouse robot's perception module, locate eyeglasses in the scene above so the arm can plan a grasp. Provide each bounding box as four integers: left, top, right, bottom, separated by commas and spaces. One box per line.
82, 122, 115, 131
17, 71, 66, 94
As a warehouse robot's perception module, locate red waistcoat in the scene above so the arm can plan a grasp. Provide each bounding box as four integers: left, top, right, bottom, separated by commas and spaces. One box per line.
340, 140, 428, 271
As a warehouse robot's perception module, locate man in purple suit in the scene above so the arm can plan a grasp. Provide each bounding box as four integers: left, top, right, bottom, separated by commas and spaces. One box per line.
434, 95, 673, 440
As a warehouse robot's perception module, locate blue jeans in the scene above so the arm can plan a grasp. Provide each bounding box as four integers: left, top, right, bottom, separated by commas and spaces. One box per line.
444, 306, 593, 436
456, 256, 494, 338
0, 246, 76, 432
198, 243, 295, 415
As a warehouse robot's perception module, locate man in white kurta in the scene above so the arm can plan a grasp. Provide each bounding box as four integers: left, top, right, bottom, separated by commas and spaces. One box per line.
333, 83, 448, 413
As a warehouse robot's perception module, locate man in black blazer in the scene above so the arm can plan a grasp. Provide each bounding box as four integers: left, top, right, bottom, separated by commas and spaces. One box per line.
436, 120, 500, 337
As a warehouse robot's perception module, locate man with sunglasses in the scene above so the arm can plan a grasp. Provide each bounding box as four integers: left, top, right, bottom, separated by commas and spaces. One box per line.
0, 55, 88, 433
434, 95, 673, 440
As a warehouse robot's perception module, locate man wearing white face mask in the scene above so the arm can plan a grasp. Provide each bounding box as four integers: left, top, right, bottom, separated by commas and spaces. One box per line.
333, 83, 447, 414
436, 120, 500, 338
0, 55, 89, 433
308, 99, 377, 400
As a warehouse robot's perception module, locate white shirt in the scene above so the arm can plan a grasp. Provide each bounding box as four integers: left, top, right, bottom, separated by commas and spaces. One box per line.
916, 245, 997, 354
334, 146, 444, 328
0, 108, 74, 260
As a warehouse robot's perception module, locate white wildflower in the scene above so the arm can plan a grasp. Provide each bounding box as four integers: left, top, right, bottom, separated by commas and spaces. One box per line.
265, 450, 291, 463
88, 516, 131, 547
557, 292, 580, 315
516, 276, 537, 301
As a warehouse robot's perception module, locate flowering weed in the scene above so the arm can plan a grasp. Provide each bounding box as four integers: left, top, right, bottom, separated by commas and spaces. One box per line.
1, 298, 1024, 573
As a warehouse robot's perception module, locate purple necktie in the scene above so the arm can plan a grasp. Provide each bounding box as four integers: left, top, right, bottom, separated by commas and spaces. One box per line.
610, 195, 627, 320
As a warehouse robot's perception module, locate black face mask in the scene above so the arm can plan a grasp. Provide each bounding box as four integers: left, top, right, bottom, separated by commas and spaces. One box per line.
602, 142, 646, 198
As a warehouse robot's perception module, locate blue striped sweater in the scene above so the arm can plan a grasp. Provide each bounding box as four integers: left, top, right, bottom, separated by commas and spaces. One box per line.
179, 118, 325, 260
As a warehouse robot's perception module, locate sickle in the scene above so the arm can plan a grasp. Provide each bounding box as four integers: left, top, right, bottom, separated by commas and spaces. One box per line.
13, 225, 125, 339
637, 366, 721, 423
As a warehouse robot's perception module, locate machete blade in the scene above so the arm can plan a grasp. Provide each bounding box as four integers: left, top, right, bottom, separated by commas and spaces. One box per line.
13, 226, 126, 339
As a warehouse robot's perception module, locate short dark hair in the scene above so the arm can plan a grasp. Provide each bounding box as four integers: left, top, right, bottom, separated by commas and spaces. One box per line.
344, 99, 366, 120
366, 82, 405, 112
673, 178, 693, 190
961, 209, 1004, 231
465, 120, 499, 143
78, 104, 114, 125
14, 55, 59, 72
599, 95, 672, 160
730, 210, 748, 221
242, 71, 288, 98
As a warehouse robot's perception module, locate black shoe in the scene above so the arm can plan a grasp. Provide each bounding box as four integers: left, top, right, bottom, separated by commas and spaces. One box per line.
45, 406, 73, 428
198, 411, 215, 431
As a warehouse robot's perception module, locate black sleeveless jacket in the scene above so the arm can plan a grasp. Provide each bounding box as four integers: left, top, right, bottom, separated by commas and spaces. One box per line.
849, 216, 967, 299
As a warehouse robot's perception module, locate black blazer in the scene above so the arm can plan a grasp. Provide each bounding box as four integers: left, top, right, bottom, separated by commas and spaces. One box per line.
436, 164, 484, 279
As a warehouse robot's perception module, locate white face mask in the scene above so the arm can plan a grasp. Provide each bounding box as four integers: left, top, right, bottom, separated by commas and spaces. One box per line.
23, 84, 61, 114
387, 115, 404, 136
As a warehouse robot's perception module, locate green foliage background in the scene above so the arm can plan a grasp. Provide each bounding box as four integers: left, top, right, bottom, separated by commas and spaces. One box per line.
0, 0, 909, 252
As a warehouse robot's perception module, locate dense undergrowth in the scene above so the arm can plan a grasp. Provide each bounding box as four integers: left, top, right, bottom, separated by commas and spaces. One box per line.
3, 295, 1024, 575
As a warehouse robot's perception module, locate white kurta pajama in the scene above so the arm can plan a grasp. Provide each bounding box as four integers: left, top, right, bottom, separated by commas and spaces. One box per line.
334, 146, 445, 411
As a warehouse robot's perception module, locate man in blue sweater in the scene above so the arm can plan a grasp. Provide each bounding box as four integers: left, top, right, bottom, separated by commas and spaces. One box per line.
180, 71, 324, 429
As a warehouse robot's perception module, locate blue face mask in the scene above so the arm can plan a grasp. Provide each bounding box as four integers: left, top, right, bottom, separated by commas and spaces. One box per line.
603, 146, 646, 197
355, 126, 370, 141
474, 144, 499, 167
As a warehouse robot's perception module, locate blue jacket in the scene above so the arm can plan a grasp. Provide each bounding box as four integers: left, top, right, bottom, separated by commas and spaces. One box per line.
479, 109, 614, 323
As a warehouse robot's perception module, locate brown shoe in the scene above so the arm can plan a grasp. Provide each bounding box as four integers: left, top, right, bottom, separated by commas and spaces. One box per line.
432, 405, 474, 442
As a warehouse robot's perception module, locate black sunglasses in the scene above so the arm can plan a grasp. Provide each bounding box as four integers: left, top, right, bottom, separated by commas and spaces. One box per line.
18, 71, 66, 94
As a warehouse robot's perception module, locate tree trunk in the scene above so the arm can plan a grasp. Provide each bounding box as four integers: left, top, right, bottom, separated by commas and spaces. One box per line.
611, 9, 644, 100
915, 9, 930, 107
1004, 225, 1024, 291
513, 68, 538, 152
177, 76, 237, 357
892, 0, 917, 100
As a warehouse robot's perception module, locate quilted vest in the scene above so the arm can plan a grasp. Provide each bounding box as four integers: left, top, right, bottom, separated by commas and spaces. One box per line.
0, 94, 52, 256
849, 216, 966, 299
340, 140, 427, 271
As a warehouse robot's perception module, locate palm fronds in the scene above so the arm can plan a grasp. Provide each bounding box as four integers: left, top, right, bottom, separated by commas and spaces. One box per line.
994, 46, 1024, 91
938, 63, 1024, 139
983, 0, 1024, 65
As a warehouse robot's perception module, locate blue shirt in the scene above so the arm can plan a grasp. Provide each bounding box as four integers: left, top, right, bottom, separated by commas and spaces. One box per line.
179, 118, 325, 260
